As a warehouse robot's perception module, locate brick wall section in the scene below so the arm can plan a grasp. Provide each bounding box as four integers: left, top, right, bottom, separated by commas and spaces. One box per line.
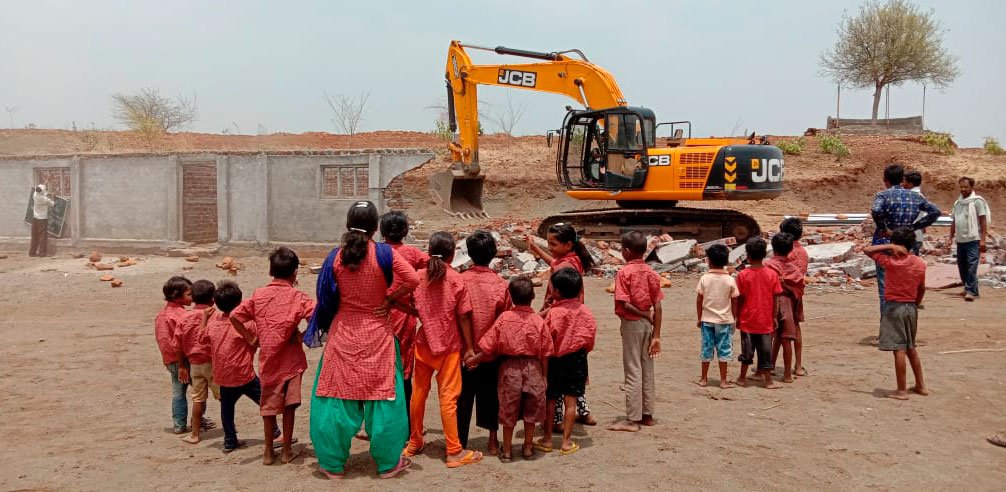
383, 174, 412, 210
182, 163, 218, 243
322, 165, 370, 200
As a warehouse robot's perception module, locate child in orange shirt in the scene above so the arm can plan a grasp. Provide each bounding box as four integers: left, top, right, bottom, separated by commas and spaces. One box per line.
405, 232, 482, 468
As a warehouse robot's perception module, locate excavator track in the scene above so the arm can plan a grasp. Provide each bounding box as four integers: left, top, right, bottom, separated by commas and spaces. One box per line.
536, 207, 761, 244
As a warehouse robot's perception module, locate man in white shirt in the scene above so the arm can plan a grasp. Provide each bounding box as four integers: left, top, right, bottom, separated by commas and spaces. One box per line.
29, 185, 55, 257
950, 176, 990, 301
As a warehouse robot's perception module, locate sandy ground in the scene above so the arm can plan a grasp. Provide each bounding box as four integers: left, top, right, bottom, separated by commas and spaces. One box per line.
1, 251, 1005, 490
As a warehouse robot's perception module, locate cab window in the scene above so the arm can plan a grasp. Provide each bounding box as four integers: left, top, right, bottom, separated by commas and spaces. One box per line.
606, 113, 645, 151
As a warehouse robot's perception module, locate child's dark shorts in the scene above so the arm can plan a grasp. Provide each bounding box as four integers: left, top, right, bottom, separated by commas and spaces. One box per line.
878, 301, 918, 351
738, 332, 774, 371
546, 349, 588, 400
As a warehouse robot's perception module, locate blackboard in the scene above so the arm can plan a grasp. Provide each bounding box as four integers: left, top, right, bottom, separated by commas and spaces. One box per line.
24, 191, 70, 238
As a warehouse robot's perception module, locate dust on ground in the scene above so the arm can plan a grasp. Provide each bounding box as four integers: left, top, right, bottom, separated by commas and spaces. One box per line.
1, 252, 1004, 490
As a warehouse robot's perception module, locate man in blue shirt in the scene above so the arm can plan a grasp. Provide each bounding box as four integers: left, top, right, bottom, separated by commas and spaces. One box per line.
870, 164, 941, 310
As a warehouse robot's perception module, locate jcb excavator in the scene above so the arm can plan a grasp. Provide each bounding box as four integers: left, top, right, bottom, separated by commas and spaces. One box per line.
432, 40, 784, 242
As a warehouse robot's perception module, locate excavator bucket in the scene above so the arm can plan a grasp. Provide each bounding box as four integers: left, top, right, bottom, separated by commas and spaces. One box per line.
430, 169, 487, 218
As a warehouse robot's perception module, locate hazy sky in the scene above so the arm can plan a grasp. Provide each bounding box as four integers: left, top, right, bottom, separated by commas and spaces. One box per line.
1, 0, 1002, 146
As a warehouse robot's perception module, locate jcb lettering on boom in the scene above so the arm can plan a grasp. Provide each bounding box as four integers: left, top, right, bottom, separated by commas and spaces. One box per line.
498, 69, 537, 87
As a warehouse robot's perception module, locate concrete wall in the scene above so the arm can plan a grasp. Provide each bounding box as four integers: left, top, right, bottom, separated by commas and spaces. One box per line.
0, 150, 433, 250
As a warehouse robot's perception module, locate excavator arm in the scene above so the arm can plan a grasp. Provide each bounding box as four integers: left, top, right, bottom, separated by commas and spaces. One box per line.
432, 41, 630, 217
445, 40, 628, 174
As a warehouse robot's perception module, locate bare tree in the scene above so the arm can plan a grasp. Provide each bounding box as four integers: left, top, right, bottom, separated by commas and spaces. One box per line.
323, 91, 369, 137
111, 88, 198, 133
484, 93, 528, 136
820, 0, 959, 123
4, 106, 19, 129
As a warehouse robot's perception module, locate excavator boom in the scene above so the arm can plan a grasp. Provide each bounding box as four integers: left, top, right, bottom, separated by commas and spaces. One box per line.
434, 41, 629, 217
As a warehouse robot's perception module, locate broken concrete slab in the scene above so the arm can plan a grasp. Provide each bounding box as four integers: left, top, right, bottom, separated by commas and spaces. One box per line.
692, 237, 737, 256
451, 250, 472, 271
655, 240, 697, 264
728, 246, 747, 266
167, 246, 219, 258
804, 242, 855, 263
926, 263, 991, 289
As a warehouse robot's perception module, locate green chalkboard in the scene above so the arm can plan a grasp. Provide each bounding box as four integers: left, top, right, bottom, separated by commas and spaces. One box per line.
24, 191, 70, 238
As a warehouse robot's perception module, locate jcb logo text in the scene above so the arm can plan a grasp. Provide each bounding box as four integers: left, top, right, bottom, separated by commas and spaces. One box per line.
498, 69, 537, 87
751, 158, 783, 183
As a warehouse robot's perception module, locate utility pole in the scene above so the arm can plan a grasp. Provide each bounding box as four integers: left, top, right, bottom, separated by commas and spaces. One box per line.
3, 106, 19, 129
922, 84, 927, 129
836, 84, 841, 128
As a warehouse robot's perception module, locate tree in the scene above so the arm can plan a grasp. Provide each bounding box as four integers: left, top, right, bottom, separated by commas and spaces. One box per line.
484, 93, 528, 136
323, 91, 369, 137
820, 0, 959, 123
111, 88, 198, 133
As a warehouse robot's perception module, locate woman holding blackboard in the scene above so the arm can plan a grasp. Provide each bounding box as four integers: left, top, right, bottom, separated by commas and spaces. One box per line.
29, 185, 54, 257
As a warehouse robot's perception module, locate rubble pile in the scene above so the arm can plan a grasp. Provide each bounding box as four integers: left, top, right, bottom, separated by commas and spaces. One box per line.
428, 222, 1006, 292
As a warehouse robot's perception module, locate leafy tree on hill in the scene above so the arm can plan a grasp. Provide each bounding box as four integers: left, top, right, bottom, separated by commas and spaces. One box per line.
820, 0, 959, 123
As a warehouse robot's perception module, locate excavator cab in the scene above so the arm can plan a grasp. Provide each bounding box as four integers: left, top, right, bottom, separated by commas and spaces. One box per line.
557, 107, 655, 192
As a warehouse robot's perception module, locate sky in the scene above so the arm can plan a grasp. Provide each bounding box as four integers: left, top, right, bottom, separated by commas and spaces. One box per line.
1, 0, 1003, 147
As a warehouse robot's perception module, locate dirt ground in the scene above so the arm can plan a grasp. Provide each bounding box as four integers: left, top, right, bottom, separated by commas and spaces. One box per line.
1, 251, 1005, 490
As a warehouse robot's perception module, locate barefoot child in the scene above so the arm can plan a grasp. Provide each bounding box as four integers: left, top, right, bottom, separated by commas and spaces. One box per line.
155, 276, 193, 434
406, 232, 483, 468
204, 281, 276, 453
477, 277, 551, 462
458, 230, 510, 455
539, 268, 597, 456
694, 244, 739, 389
736, 238, 782, 389
526, 223, 598, 426
379, 211, 428, 428
863, 227, 928, 400
231, 247, 316, 465
780, 218, 809, 376
609, 231, 663, 432
175, 280, 219, 444
765, 233, 805, 383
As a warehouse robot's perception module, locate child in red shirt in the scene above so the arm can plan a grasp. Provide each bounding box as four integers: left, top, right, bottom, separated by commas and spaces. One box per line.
765, 233, 806, 383
736, 238, 783, 389
175, 280, 219, 444
155, 276, 193, 434
864, 227, 928, 400
458, 230, 510, 455
379, 211, 428, 427
609, 231, 663, 432
527, 222, 597, 426
203, 281, 277, 453
780, 218, 810, 377
538, 268, 597, 456
406, 232, 482, 468
477, 277, 552, 462
231, 247, 316, 465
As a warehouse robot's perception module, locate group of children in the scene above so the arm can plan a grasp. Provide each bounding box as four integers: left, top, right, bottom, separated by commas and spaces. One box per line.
692, 217, 928, 400
155, 247, 314, 464
155, 207, 929, 477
